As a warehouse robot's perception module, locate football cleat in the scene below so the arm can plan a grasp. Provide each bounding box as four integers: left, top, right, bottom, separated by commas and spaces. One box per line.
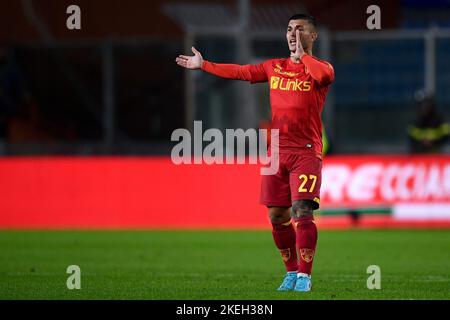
294, 273, 312, 292
277, 272, 297, 291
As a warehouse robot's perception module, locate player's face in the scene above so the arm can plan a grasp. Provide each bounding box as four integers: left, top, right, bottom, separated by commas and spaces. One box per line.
286, 19, 317, 52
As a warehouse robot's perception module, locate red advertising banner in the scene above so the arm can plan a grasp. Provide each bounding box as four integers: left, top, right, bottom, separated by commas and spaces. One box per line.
0, 155, 449, 229
320, 155, 450, 228
0, 157, 267, 229
322, 155, 450, 207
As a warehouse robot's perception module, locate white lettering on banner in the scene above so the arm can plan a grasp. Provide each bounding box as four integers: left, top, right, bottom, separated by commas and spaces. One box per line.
412, 165, 426, 199
347, 164, 383, 201
322, 161, 450, 204
444, 165, 450, 196
380, 165, 399, 201
321, 165, 351, 201
423, 165, 442, 199
396, 165, 415, 200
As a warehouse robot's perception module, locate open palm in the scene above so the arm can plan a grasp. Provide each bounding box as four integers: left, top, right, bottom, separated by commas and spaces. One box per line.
291, 30, 305, 63
175, 47, 204, 69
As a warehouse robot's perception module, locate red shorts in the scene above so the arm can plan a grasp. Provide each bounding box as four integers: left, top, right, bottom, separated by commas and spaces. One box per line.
260, 153, 322, 209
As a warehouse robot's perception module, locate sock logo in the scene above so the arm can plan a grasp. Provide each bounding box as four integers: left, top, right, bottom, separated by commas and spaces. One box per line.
299, 248, 315, 263
279, 248, 291, 262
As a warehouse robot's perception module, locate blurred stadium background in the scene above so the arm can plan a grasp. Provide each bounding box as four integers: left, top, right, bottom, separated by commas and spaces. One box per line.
0, 0, 449, 229
0, 0, 449, 300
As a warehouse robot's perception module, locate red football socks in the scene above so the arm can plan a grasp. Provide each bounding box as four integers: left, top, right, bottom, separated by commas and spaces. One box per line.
293, 216, 318, 275
271, 220, 298, 272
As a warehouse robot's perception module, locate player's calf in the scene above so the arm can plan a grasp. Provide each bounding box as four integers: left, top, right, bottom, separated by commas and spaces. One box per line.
269, 207, 298, 275
291, 200, 317, 287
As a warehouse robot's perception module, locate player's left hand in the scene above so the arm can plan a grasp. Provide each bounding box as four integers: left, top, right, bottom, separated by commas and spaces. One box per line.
291, 30, 305, 63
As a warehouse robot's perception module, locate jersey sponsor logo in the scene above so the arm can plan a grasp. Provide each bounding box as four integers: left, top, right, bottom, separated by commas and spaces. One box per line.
270, 76, 311, 92
270, 76, 281, 90
299, 248, 315, 263
274, 64, 300, 77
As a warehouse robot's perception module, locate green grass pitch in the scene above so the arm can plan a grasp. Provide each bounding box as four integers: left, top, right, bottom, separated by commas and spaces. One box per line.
0, 230, 449, 300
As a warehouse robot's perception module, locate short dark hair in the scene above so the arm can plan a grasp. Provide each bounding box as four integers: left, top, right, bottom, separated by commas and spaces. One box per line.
288, 14, 317, 30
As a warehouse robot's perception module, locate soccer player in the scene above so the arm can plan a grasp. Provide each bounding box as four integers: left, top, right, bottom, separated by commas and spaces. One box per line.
175, 14, 334, 292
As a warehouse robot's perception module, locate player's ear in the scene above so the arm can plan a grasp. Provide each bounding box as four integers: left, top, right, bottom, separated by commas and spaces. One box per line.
311, 32, 318, 42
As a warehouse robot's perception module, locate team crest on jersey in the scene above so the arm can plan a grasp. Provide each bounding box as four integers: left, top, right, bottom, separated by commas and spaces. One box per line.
299, 248, 315, 263
279, 248, 291, 262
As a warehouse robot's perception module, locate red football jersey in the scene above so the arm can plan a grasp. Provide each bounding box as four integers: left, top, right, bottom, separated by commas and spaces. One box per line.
202, 54, 334, 159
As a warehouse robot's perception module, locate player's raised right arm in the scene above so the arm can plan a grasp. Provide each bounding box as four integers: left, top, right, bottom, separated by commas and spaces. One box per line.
175, 47, 267, 83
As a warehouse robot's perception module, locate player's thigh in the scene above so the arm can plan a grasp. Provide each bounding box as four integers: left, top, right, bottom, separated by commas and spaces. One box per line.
289, 156, 322, 210
260, 159, 291, 208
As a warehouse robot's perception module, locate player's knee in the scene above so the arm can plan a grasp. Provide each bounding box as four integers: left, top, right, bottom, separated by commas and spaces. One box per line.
291, 200, 314, 219
268, 206, 291, 224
